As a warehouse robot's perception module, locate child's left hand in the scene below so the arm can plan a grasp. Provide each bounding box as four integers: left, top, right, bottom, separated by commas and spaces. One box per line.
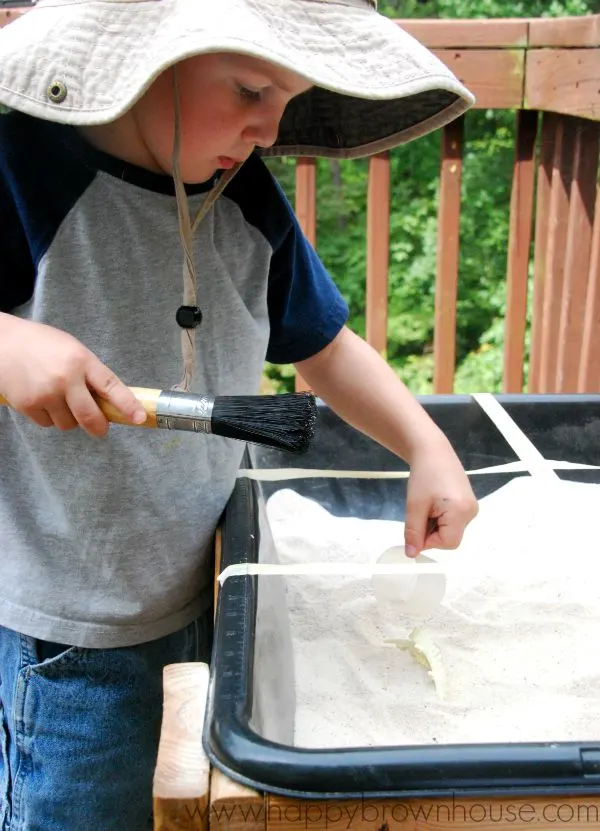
404, 441, 478, 557
295, 327, 479, 557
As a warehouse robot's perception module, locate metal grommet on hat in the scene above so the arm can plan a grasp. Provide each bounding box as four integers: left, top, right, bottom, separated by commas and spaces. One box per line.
46, 80, 67, 104
176, 305, 203, 329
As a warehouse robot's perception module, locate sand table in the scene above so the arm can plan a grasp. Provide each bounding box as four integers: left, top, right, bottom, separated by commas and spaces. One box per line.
265, 477, 600, 748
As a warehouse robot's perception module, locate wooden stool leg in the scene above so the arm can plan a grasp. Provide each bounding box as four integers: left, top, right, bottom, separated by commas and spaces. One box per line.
153, 663, 211, 830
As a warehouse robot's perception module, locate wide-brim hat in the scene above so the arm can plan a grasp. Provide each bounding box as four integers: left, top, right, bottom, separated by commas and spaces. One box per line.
0, 0, 474, 159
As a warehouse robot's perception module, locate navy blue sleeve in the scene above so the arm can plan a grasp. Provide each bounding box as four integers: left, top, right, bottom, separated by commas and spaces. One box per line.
0, 159, 35, 313
0, 112, 96, 313
223, 155, 349, 365
265, 184, 349, 364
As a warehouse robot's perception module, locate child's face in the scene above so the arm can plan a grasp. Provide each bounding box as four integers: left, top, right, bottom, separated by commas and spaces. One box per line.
131, 53, 313, 183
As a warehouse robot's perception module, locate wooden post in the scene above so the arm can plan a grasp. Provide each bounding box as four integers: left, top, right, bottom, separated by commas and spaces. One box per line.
433, 117, 465, 393
366, 152, 391, 358
153, 664, 211, 831
529, 113, 556, 393
555, 118, 600, 392
294, 159, 317, 392
503, 110, 538, 393
538, 116, 575, 392
578, 181, 600, 392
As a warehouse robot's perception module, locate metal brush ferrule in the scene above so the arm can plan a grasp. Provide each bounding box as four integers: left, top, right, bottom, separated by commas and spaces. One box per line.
155, 391, 215, 433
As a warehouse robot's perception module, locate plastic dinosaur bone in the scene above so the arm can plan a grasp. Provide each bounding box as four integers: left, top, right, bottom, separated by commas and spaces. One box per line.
385, 627, 447, 700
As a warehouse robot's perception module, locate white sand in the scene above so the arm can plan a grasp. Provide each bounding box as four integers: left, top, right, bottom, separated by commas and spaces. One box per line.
265, 477, 600, 749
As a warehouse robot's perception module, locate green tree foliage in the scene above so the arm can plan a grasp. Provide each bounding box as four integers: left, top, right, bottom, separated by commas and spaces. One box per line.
263, 0, 596, 394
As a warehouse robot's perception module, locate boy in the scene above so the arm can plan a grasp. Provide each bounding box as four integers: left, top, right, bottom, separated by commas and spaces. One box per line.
0, 1, 478, 828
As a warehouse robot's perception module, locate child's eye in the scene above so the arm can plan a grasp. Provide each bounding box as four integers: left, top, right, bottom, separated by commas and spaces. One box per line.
238, 85, 262, 103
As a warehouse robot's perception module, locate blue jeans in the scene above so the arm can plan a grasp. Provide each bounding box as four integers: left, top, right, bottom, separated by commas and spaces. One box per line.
0, 612, 213, 831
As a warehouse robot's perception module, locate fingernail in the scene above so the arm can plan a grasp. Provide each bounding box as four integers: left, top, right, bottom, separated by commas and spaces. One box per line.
133, 409, 147, 424
405, 545, 418, 558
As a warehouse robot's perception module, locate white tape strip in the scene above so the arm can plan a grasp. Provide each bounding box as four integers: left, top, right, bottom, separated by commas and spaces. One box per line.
217, 560, 575, 585
238, 460, 600, 482
471, 393, 560, 481
218, 562, 441, 584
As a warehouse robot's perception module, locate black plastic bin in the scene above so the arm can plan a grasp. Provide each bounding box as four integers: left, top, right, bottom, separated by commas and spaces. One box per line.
204, 394, 600, 799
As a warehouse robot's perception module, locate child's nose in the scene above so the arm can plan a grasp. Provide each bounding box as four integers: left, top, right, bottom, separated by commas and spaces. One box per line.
242, 113, 280, 149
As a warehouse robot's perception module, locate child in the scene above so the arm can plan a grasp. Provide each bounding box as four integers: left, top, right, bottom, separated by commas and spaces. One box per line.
0, 1, 478, 828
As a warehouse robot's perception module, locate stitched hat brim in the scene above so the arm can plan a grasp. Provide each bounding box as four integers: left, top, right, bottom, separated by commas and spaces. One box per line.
0, 0, 475, 158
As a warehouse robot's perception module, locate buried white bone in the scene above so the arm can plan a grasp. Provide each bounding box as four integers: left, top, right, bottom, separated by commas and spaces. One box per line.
385, 627, 448, 700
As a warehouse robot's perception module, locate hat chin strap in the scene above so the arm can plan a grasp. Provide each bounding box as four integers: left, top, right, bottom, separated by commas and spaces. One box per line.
170, 66, 242, 392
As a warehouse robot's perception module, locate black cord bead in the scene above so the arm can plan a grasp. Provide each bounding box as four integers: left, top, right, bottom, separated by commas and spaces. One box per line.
176, 305, 203, 329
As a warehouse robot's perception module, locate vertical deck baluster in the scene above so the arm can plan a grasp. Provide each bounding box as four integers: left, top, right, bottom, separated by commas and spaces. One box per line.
539, 116, 574, 391
366, 152, 391, 358
529, 113, 556, 392
578, 182, 600, 392
433, 117, 465, 394
556, 118, 599, 392
503, 110, 538, 393
294, 158, 317, 392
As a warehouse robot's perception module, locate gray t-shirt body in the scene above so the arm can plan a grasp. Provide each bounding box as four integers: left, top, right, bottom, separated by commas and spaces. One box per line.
0, 113, 348, 647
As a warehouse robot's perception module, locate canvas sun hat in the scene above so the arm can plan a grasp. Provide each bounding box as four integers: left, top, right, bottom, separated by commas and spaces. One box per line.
0, 0, 475, 393
0, 0, 475, 159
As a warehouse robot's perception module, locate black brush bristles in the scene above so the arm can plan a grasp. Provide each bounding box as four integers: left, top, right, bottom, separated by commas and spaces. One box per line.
211, 392, 317, 453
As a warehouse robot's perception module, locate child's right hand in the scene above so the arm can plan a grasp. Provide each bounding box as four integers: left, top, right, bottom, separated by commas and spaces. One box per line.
0, 313, 147, 437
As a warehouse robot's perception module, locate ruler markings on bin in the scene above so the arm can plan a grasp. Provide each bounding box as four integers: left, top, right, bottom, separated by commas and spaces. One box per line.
217, 581, 253, 701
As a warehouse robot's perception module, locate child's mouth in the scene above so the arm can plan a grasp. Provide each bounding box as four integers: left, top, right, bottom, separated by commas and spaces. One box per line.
218, 156, 238, 169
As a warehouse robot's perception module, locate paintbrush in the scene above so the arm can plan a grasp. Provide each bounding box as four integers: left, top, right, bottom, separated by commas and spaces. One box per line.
0, 387, 318, 454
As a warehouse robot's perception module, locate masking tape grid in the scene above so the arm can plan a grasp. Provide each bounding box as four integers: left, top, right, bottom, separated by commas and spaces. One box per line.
217, 560, 578, 585
471, 393, 560, 481
238, 459, 600, 481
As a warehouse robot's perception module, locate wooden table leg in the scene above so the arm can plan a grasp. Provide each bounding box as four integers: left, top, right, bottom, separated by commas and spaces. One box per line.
153, 663, 211, 830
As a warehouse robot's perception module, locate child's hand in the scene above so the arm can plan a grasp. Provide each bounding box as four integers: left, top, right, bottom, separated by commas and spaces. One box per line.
295, 327, 479, 555
404, 440, 478, 557
0, 314, 146, 437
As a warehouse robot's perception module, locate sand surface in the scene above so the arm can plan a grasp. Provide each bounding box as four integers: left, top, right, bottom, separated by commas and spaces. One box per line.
265, 477, 600, 748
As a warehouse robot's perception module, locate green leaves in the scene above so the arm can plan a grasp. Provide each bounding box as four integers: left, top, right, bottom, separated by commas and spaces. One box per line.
379, 0, 593, 18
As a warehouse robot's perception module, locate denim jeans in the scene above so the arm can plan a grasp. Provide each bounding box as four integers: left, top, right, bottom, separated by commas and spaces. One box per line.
0, 611, 213, 831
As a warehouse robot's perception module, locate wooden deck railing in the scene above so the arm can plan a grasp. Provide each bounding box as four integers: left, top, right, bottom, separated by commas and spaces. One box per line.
293, 15, 600, 394
1, 9, 599, 394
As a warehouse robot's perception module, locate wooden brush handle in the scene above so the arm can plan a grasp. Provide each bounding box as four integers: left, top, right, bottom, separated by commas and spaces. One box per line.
0, 387, 162, 429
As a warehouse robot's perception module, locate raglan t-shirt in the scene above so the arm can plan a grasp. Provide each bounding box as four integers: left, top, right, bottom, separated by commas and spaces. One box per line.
0, 111, 348, 647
